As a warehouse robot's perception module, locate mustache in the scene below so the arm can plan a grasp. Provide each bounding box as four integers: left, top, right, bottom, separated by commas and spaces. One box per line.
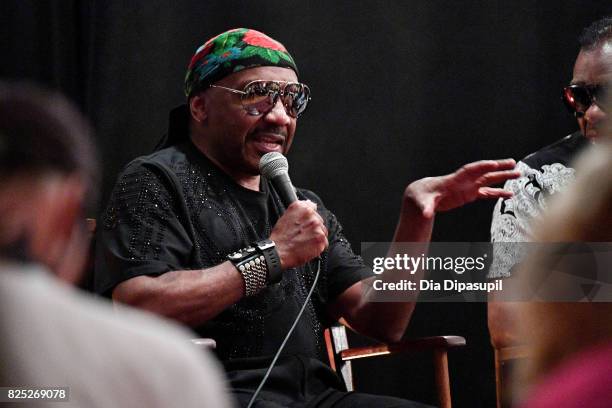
249, 127, 288, 138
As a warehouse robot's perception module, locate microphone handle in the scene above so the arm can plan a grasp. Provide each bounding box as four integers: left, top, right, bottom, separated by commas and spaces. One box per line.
272, 173, 298, 207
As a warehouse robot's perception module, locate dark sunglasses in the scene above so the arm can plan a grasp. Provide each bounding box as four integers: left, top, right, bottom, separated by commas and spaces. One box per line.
210, 80, 311, 118
562, 84, 607, 118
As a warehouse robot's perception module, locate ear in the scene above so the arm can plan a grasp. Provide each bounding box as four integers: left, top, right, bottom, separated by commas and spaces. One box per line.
189, 93, 208, 123
30, 176, 88, 284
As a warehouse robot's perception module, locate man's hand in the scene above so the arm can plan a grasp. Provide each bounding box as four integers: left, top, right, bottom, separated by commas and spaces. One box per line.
404, 159, 520, 218
270, 200, 328, 269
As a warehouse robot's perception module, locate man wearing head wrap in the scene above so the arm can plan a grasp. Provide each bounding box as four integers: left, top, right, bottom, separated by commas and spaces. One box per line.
96, 28, 518, 407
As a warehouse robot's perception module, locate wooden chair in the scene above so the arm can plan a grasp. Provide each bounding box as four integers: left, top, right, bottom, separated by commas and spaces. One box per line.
191, 338, 217, 349
488, 300, 530, 408
88, 218, 466, 406
493, 344, 529, 408
191, 325, 465, 407
325, 324, 466, 408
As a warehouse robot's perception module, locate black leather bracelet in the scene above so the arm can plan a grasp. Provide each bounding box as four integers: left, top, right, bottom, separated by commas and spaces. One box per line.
253, 239, 282, 284
227, 239, 283, 296
227, 247, 267, 296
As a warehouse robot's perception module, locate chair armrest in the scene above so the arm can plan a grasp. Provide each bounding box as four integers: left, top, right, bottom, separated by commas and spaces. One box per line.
340, 335, 466, 361
191, 338, 217, 349
496, 344, 528, 362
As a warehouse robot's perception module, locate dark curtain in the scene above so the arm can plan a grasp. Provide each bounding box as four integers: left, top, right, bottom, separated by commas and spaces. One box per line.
3, 1, 612, 406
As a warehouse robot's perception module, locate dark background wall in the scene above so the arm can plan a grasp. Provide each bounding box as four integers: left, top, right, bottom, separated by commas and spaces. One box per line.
3, 1, 611, 406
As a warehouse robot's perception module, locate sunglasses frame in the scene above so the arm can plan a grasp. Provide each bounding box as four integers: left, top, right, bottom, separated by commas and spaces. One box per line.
210, 80, 311, 118
562, 84, 605, 118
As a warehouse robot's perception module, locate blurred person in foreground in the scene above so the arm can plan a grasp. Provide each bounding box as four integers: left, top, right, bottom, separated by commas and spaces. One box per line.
513, 138, 612, 408
0, 82, 232, 407
515, 56, 612, 406
488, 16, 612, 350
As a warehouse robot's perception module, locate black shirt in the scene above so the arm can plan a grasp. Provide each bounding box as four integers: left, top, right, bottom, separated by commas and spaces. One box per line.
95, 139, 371, 368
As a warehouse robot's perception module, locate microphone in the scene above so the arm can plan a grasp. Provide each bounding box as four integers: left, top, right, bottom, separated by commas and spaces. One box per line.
248, 150, 320, 408
259, 152, 298, 207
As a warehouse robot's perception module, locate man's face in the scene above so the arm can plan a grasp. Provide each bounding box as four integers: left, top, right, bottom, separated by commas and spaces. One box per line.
196, 66, 299, 176
571, 41, 612, 141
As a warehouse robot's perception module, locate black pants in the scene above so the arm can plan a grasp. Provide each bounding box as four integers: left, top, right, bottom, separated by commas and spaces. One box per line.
234, 389, 433, 408
227, 355, 434, 408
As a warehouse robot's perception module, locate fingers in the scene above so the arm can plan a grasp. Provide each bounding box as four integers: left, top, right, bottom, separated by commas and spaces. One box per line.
308, 212, 328, 239
272, 200, 329, 268
286, 199, 317, 210
303, 214, 328, 236
287, 200, 315, 211
422, 202, 435, 219
477, 187, 514, 199
477, 169, 521, 186
287, 199, 318, 214
291, 200, 324, 223
297, 201, 328, 248
461, 159, 517, 177
314, 226, 329, 249
286, 200, 328, 237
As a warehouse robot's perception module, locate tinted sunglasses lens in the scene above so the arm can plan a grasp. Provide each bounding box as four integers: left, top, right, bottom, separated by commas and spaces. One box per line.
563, 86, 591, 114
242, 82, 280, 115
283, 83, 310, 117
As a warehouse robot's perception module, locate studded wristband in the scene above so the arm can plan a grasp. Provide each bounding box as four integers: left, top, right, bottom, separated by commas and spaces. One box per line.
227, 240, 283, 296
253, 239, 282, 284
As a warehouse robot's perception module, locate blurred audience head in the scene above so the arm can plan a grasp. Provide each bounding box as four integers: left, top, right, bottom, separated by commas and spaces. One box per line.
517, 95, 612, 404
0, 82, 98, 283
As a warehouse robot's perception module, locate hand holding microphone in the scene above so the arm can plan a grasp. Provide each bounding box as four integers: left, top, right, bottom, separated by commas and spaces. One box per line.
249, 154, 327, 408
260, 152, 328, 269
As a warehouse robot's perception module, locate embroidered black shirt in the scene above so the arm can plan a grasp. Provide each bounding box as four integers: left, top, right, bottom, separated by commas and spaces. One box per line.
95, 140, 371, 365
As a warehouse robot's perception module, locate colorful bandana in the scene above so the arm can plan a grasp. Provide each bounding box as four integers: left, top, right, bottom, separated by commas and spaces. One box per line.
184, 28, 298, 97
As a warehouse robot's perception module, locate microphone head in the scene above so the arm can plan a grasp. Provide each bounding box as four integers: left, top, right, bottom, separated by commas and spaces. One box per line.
259, 152, 289, 179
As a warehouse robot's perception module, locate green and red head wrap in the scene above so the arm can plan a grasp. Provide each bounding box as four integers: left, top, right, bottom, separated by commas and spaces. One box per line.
184, 28, 298, 97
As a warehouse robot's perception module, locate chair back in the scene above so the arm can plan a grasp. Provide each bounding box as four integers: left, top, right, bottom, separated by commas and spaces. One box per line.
324, 323, 466, 408
494, 345, 528, 408
324, 324, 354, 390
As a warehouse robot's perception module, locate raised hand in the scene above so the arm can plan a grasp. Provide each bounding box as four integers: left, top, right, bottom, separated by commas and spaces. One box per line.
404, 159, 520, 218
270, 200, 328, 269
